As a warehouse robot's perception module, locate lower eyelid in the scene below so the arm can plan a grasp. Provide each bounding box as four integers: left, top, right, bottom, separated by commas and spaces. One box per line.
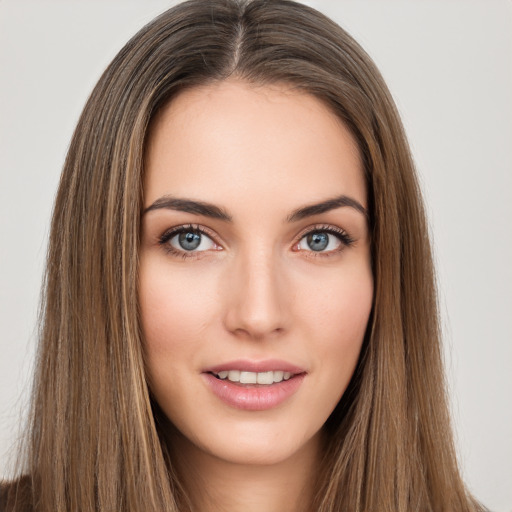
157, 224, 353, 258
158, 225, 224, 257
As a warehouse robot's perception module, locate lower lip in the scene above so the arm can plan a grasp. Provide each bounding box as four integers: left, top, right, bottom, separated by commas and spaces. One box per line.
202, 373, 305, 411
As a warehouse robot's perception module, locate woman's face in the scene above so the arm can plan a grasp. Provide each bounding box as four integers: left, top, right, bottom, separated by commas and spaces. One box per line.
139, 80, 373, 466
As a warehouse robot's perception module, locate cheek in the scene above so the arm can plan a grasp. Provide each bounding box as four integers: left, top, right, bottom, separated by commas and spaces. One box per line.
296, 263, 373, 375
299, 264, 373, 336
139, 261, 219, 356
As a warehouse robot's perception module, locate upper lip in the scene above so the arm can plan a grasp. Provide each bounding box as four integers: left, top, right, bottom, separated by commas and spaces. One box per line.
204, 359, 306, 375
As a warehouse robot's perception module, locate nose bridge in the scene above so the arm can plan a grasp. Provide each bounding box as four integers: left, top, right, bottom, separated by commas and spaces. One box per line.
223, 244, 286, 338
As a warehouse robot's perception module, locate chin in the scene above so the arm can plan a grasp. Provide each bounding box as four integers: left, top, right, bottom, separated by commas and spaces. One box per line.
167, 412, 323, 468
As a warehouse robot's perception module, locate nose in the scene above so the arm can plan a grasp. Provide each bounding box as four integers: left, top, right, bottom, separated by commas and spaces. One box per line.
222, 248, 288, 340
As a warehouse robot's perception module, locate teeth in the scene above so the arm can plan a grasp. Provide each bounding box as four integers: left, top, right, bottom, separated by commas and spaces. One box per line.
228, 370, 240, 381
215, 370, 294, 385
240, 371, 257, 384
273, 370, 284, 382
256, 371, 273, 385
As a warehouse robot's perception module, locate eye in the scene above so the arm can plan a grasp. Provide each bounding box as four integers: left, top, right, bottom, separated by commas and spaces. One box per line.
171, 231, 215, 252
298, 231, 340, 252
159, 225, 219, 255
295, 226, 354, 254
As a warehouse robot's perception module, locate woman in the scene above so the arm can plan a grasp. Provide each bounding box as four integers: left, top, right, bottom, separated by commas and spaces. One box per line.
0, 0, 488, 510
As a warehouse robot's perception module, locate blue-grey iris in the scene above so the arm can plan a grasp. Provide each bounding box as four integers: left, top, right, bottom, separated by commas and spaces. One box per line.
178, 231, 201, 251
307, 232, 329, 251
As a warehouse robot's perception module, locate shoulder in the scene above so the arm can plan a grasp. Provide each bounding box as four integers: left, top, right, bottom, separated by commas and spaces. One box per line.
0, 476, 34, 512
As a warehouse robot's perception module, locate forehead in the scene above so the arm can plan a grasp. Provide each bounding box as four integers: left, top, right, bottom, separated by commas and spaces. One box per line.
144, 79, 366, 212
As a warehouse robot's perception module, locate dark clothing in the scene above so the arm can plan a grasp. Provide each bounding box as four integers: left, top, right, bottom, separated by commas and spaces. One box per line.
0, 477, 33, 512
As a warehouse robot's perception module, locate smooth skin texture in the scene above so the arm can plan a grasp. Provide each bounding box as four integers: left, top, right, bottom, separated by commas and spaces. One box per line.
139, 80, 373, 512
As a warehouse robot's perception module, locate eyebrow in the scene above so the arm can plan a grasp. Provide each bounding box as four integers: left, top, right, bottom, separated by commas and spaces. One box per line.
143, 196, 232, 221
143, 193, 367, 222
287, 195, 368, 222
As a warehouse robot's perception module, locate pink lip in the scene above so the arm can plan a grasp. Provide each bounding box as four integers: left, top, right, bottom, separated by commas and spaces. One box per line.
204, 359, 305, 374
203, 373, 305, 411
202, 360, 307, 411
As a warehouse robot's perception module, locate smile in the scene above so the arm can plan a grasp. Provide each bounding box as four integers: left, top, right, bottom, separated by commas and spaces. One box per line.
202, 361, 306, 411
212, 370, 293, 385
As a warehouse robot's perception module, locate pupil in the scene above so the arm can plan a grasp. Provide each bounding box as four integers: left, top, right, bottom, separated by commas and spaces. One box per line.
307, 232, 328, 251
178, 231, 201, 250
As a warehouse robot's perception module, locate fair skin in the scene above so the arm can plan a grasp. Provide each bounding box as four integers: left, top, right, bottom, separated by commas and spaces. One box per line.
139, 79, 373, 512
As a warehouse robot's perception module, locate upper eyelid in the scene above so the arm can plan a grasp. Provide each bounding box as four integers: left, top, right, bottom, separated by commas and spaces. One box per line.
158, 225, 220, 256
295, 224, 355, 252
157, 222, 353, 248
295, 223, 351, 239
160, 224, 216, 241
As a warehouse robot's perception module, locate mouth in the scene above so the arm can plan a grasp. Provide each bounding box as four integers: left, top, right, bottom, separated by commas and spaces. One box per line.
202, 361, 306, 411
209, 369, 295, 385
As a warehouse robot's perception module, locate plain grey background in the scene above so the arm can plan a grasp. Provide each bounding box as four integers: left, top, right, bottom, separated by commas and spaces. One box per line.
1, 1, 511, 510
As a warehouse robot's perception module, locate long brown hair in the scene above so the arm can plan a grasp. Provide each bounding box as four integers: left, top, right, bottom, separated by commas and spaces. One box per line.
1, 1, 485, 510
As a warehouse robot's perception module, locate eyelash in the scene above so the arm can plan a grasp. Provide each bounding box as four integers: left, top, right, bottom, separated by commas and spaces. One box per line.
157, 223, 355, 259
158, 224, 217, 259
293, 224, 355, 257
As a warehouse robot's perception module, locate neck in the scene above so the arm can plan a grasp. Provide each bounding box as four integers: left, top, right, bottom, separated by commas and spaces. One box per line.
167, 429, 323, 512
